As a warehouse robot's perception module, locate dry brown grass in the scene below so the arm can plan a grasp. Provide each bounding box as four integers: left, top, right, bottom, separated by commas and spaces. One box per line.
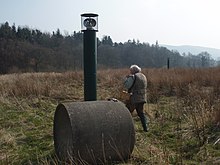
0, 68, 220, 129
1, 67, 220, 164
0, 71, 84, 101
1, 67, 219, 102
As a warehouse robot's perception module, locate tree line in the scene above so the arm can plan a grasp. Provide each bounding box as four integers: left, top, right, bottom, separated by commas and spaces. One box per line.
0, 22, 218, 74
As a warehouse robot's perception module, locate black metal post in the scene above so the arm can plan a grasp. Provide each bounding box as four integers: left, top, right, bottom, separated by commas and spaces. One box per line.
83, 30, 97, 101
167, 57, 170, 69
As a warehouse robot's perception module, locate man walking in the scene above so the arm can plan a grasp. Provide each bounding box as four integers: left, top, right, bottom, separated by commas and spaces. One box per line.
124, 65, 148, 132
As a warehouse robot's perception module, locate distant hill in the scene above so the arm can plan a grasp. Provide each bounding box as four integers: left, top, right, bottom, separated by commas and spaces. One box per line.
162, 45, 220, 60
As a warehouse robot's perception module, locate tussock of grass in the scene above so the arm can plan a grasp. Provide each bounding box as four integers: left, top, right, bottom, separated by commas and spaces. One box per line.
1, 68, 220, 164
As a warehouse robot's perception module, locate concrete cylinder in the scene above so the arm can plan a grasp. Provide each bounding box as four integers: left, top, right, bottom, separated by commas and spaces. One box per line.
53, 100, 135, 164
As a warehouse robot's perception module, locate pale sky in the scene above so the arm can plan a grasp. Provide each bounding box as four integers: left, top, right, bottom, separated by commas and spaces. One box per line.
1, 0, 220, 49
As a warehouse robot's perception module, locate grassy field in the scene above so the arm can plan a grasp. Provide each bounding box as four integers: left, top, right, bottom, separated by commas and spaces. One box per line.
1, 68, 220, 164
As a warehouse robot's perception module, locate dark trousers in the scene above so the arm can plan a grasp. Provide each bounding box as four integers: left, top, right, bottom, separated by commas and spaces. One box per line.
135, 103, 148, 131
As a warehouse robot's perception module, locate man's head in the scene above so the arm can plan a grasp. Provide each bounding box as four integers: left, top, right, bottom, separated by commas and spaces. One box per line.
130, 65, 141, 74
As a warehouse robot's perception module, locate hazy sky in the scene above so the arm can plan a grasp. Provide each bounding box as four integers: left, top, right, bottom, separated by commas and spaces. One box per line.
1, 0, 220, 49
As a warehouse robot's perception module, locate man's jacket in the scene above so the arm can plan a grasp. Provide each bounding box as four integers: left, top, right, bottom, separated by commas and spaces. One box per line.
124, 72, 147, 104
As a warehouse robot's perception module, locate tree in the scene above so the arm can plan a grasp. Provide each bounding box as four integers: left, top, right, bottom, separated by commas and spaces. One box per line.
101, 36, 113, 46
198, 52, 211, 68
0, 22, 12, 38
16, 26, 32, 41
0, 21, 218, 74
